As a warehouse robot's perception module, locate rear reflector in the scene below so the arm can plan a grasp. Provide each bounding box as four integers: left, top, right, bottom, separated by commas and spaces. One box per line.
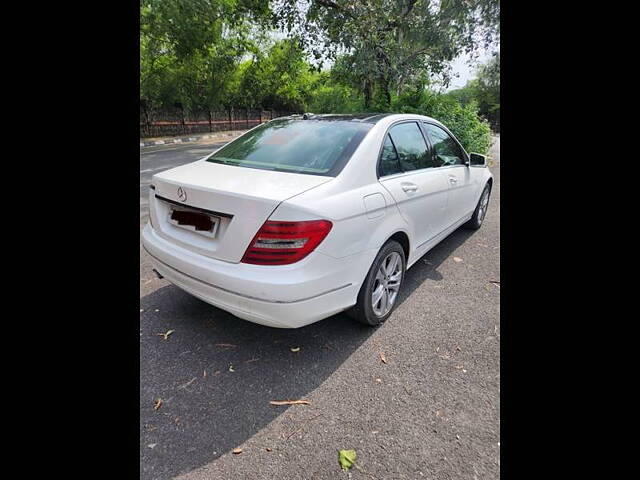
241, 220, 333, 265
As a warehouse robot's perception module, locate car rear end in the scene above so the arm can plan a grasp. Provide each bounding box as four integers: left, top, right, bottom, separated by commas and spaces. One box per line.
142, 117, 377, 328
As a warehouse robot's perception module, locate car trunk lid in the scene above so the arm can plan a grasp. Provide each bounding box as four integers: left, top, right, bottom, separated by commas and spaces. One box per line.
149, 160, 332, 263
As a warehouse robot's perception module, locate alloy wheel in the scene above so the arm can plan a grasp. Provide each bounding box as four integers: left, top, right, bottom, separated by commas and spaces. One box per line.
371, 251, 403, 317
477, 189, 490, 224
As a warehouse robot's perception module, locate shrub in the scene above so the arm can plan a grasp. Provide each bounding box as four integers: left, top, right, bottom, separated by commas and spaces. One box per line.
393, 91, 492, 154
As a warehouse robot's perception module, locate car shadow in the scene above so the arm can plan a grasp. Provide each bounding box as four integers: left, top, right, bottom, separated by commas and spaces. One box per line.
398, 227, 478, 304
139, 226, 477, 480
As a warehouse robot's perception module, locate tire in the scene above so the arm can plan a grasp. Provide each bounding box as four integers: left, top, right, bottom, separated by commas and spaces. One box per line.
348, 240, 406, 327
465, 183, 491, 230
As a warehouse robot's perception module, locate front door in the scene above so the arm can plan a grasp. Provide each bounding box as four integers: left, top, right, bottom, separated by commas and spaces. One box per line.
422, 122, 478, 223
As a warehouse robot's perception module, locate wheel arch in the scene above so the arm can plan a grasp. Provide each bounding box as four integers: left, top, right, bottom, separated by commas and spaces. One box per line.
385, 230, 410, 262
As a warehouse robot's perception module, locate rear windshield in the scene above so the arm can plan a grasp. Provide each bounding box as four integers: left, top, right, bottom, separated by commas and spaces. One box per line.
207, 119, 372, 176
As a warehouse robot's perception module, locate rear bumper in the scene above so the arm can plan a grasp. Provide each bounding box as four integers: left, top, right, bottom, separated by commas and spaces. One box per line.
142, 223, 375, 328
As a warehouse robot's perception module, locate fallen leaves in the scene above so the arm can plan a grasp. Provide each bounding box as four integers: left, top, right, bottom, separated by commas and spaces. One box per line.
489, 280, 500, 288
232, 448, 243, 455
229, 365, 235, 372
290, 347, 300, 352
153, 398, 163, 410
379, 352, 388, 364
453, 257, 463, 263
269, 400, 310, 406
156, 330, 174, 340
338, 449, 357, 471
265, 447, 272, 452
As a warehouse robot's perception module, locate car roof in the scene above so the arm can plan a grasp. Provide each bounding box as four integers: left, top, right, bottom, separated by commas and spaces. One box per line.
278, 113, 394, 124
277, 112, 441, 125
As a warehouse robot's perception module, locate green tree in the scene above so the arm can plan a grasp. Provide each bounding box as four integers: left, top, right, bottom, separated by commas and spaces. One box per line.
446, 52, 499, 128
228, 39, 315, 111
276, 0, 499, 108
140, 0, 271, 110
470, 52, 499, 127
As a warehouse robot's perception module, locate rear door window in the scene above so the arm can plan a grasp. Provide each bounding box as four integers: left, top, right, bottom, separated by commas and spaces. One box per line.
387, 122, 434, 171
378, 134, 402, 177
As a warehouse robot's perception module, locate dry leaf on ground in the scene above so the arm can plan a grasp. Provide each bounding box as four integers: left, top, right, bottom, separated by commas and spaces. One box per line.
453, 257, 463, 263
156, 330, 174, 340
290, 347, 300, 352
232, 448, 243, 455
379, 352, 387, 364
153, 398, 163, 410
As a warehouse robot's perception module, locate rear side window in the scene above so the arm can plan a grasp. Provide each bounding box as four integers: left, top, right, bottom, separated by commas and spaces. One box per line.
388, 122, 433, 171
422, 123, 466, 166
207, 119, 372, 176
378, 134, 402, 177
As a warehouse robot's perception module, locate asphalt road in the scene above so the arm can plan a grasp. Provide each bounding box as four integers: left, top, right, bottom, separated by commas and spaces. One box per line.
140, 137, 500, 480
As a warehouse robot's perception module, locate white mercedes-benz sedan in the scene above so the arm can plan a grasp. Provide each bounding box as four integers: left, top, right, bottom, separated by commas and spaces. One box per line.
142, 113, 492, 328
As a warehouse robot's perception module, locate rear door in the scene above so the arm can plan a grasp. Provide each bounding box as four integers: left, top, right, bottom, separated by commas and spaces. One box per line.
422, 122, 477, 222
377, 121, 450, 249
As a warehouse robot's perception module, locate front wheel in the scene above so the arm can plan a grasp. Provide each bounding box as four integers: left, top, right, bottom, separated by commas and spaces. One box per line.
349, 240, 405, 326
465, 183, 491, 230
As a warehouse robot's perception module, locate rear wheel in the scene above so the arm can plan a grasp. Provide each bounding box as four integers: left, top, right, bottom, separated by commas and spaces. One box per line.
349, 240, 405, 326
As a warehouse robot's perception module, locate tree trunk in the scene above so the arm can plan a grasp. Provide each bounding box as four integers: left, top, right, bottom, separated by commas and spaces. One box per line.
380, 77, 392, 108
363, 80, 372, 109
396, 75, 405, 97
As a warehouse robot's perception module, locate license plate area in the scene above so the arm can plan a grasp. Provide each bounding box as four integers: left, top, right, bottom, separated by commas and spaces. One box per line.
168, 206, 219, 238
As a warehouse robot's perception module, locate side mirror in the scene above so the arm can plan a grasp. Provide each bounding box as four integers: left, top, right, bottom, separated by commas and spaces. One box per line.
469, 152, 487, 167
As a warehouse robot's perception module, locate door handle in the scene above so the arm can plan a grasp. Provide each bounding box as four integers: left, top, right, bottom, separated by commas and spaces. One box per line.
448, 176, 458, 185
401, 182, 418, 193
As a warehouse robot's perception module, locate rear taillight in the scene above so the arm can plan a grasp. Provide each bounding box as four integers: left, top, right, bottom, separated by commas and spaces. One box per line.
241, 220, 333, 265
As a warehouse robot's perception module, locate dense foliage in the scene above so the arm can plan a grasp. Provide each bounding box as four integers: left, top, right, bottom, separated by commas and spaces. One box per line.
447, 52, 500, 129
140, 0, 499, 153
277, 0, 499, 108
